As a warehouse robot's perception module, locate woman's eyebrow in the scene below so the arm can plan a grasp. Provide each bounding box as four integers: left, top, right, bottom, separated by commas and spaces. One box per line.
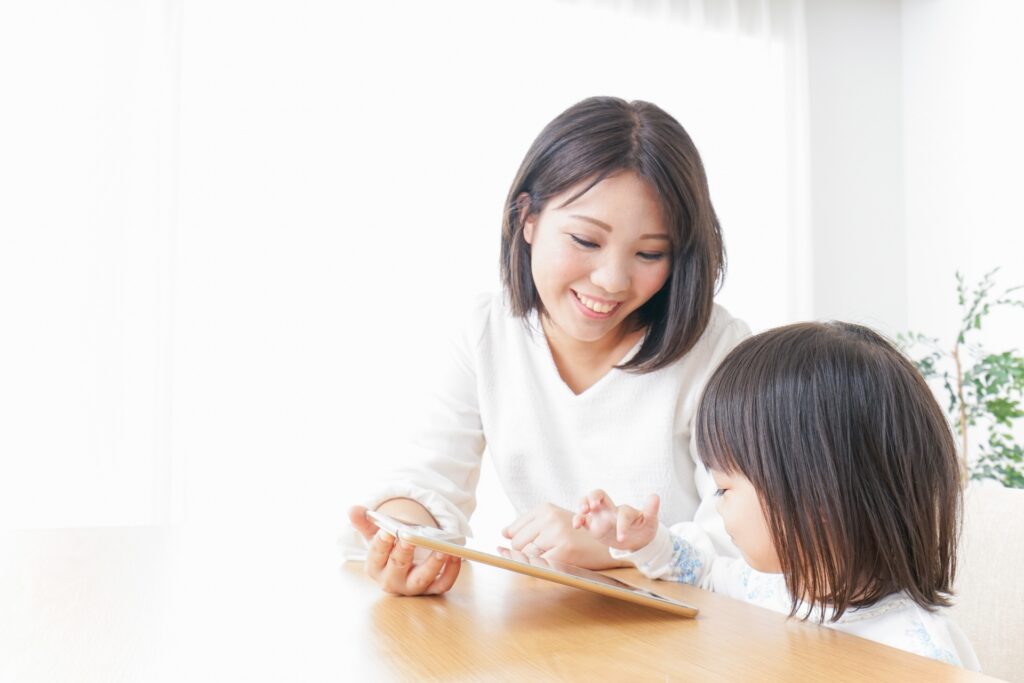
569, 214, 670, 240
570, 214, 613, 232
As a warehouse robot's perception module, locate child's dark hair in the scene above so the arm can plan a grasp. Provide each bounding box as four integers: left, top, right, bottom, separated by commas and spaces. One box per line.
500, 96, 724, 372
695, 322, 961, 621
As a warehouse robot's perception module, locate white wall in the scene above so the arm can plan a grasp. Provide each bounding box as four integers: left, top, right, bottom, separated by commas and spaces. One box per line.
804, 0, 907, 335
903, 0, 1024, 348
801, 0, 1024, 475
804, 0, 1024, 347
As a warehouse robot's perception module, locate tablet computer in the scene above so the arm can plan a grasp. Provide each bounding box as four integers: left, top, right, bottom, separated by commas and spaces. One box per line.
366, 510, 698, 618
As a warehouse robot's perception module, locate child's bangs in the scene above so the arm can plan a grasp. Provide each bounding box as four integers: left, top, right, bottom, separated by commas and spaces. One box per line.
694, 358, 760, 478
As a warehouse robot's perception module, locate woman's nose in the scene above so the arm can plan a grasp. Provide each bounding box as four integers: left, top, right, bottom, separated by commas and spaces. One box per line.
590, 256, 630, 294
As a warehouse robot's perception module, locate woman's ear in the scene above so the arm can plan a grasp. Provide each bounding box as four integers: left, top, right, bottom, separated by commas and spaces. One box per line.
517, 192, 535, 245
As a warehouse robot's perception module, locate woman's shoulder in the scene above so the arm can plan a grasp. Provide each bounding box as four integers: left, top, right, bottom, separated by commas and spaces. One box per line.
660, 304, 751, 377
703, 304, 751, 348
446, 290, 533, 352
462, 290, 500, 331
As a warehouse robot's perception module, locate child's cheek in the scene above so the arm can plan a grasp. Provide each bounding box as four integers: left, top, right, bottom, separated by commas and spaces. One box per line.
716, 498, 735, 537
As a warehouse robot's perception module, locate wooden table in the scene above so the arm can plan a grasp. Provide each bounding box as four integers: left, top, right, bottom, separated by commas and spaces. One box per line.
352, 561, 995, 682
0, 526, 1000, 682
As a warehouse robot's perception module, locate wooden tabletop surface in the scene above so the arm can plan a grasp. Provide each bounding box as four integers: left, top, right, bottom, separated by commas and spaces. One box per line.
0, 526, 1001, 682
350, 560, 995, 682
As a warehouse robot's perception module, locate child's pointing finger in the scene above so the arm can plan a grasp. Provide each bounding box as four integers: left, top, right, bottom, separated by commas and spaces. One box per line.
587, 488, 611, 510
616, 505, 642, 542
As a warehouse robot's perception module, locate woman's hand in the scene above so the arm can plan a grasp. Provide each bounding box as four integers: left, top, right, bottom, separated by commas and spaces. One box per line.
348, 505, 461, 596
572, 489, 660, 552
501, 503, 632, 569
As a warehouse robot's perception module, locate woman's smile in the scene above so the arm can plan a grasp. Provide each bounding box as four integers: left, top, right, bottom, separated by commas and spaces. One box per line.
571, 289, 622, 318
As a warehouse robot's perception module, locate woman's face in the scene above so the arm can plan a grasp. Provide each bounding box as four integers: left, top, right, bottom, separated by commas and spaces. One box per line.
522, 171, 671, 346
711, 469, 782, 573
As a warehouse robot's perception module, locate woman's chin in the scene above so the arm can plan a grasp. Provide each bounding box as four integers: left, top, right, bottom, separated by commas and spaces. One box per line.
545, 311, 619, 344
564, 322, 621, 344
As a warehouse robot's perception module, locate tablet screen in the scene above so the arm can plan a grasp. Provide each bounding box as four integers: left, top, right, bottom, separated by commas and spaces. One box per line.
365, 510, 698, 618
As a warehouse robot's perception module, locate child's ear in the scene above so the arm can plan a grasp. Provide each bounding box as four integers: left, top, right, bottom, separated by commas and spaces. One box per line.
517, 193, 535, 245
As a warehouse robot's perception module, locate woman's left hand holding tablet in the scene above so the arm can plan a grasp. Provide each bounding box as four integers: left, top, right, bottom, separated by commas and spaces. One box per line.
501, 503, 630, 569
348, 505, 462, 596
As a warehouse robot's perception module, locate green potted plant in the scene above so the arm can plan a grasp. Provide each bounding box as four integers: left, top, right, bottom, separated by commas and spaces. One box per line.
898, 269, 1024, 489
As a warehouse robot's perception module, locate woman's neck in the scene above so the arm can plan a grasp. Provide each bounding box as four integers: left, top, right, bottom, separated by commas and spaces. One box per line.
540, 314, 644, 394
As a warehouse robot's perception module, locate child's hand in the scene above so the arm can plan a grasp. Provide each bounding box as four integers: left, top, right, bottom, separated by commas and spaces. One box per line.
571, 489, 660, 552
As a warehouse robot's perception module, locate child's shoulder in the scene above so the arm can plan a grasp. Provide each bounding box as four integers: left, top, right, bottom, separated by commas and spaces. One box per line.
832, 594, 979, 670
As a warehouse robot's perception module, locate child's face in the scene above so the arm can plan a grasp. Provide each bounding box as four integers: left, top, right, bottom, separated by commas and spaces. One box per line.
522, 171, 671, 346
711, 469, 782, 574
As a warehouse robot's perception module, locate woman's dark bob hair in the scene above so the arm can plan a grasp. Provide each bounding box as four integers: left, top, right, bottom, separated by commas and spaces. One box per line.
500, 96, 724, 372
696, 322, 962, 622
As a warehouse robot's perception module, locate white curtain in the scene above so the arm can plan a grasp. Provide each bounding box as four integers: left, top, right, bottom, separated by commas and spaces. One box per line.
0, 0, 810, 530
176, 0, 812, 533
0, 1, 182, 528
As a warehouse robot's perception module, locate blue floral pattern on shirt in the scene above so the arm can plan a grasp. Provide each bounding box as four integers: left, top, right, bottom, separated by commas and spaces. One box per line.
664, 536, 703, 585
905, 620, 959, 666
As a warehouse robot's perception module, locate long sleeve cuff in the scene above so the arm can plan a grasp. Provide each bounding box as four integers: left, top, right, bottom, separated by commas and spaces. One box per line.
339, 483, 471, 563
363, 482, 472, 541
608, 523, 675, 579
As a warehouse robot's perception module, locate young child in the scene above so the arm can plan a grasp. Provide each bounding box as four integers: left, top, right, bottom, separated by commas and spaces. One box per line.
574, 322, 980, 670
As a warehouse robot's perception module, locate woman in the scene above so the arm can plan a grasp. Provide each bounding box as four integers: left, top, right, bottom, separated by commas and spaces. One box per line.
348, 96, 749, 596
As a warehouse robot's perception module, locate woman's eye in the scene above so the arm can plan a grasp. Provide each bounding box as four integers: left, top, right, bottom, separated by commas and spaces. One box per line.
713, 488, 727, 497
638, 251, 666, 262
570, 234, 599, 249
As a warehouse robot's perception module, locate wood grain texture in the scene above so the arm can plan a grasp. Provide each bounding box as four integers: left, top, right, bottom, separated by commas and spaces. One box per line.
344, 561, 998, 682
2, 527, 1000, 682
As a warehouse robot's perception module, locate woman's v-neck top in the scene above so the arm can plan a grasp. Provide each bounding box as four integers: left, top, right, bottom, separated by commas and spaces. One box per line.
367, 292, 750, 554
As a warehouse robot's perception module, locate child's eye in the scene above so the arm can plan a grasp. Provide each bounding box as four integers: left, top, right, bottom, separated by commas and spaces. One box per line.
713, 488, 727, 497
638, 251, 666, 262
570, 234, 599, 249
